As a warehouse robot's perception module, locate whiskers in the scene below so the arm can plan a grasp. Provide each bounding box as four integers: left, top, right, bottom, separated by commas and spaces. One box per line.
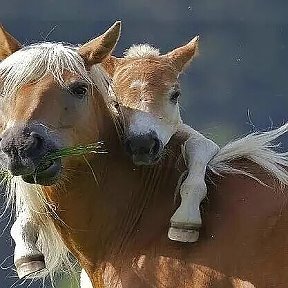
82, 154, 99, 187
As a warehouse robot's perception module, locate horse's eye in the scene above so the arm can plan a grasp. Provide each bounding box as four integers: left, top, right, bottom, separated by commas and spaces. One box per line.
170, 90, 181, 104
70, 83, 89, 99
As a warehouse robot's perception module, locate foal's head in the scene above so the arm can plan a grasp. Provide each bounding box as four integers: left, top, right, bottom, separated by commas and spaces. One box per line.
0, 22, 120, 185
104, 36, 199, 165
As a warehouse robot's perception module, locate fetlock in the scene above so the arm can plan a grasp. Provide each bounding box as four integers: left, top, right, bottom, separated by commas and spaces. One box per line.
171, 178, 207, 229
14, 245, 46, 279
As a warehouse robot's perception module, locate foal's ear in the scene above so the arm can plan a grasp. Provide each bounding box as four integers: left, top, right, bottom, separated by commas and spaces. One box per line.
0, 25, 22, 61
164, 35, 199, 72
79, 21, 121, 67
102, 55, 124, 76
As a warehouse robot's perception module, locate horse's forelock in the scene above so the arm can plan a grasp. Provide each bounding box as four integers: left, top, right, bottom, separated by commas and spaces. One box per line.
0, 42, 110, 100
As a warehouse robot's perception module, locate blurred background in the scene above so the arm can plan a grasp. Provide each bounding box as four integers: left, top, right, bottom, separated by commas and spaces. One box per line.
0, 0, 288, 287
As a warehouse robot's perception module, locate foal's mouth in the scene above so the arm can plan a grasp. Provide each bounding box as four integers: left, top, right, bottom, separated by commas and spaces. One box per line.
22, 159, 62, 186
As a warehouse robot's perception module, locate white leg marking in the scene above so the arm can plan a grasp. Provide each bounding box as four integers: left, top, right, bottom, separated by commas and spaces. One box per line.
169, 124, 219, 242
80, 269, 93, 288
11, 201, 45, 278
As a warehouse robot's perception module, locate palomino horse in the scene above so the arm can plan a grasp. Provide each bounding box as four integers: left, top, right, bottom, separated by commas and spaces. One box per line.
1, 24, 288, 288
103, 38, 221, 243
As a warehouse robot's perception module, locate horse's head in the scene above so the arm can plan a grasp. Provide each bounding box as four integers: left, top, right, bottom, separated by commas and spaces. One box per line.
103, 36, 199, 165
0, 22, 121, 185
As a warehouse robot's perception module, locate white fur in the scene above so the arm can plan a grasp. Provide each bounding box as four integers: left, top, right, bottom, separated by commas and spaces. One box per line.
129, 110, 176, 146
124, 44, 160, 59
170, 125, 220, 234
80, 269, 93, 288
129, 79, 147, 90
209, 123, 288, 184
10, 200, 43, 268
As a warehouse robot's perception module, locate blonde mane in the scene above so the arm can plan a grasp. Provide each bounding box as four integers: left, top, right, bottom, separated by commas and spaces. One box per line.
0, 42, 111, 283
124, 44, 160, 59
0, 42, 109, 100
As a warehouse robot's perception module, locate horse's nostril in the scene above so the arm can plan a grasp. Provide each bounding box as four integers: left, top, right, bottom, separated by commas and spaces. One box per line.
29, 132, 43, 151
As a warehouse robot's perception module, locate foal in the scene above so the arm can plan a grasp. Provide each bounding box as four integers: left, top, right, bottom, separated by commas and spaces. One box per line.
103, 37, 219, 242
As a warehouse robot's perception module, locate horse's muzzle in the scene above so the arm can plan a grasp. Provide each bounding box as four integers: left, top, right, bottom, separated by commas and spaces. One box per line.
0, 123, 61, 185
124, 131, 164, 165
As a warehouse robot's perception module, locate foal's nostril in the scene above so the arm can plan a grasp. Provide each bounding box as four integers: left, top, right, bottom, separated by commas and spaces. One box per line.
124, 139, 133, 155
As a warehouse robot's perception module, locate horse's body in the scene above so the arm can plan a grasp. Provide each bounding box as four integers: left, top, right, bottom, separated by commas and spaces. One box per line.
114, 167, 288, 288
1, 24, 288, 288
47, 152, 288, 288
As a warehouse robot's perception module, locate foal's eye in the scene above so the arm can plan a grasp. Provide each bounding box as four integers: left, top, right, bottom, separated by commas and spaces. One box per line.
69, 83, 89, 99
170, 90, 181, 104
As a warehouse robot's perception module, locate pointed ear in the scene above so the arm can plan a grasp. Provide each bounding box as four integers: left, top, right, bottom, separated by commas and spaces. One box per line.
102, 55, 124, 76
0, 25, 22, 61
164, 35, 199, 72
79, 21, 121, 67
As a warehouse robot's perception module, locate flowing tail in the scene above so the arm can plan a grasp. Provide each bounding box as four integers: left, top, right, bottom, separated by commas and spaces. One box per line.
208, 123, 288, 185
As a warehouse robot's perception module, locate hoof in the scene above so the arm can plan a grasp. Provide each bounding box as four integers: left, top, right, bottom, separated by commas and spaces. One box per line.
15, 255, 46, 279
168, 227, 199, 243
170, 219, 202, 230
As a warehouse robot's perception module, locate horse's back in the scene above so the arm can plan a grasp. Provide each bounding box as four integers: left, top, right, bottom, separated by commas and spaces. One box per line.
130, 161, 288, 287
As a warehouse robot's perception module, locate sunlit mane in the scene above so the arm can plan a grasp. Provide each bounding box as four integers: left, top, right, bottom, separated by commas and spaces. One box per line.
124, 44, 160, 59
0, 42, 109, 99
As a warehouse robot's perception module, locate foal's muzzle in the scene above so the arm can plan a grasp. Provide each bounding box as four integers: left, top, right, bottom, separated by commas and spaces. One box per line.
124, 131, 163, 165
0, 123, 61, 185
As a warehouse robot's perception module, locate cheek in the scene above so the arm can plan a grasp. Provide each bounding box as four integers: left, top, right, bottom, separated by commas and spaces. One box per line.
59, 98, 88, 128
59, 103, 77, 128
163, 103, 181, 124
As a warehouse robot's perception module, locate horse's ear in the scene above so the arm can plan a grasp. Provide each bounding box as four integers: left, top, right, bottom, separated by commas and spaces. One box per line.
79, 21, 121, 67
164, 35, 199, 72
0, 25, 22, 61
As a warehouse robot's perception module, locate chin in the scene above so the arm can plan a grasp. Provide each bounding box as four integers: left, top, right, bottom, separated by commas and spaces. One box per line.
21, 159, 62, 186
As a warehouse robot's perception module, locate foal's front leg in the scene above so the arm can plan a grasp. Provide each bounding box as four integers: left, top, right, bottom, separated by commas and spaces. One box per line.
10, 203, 45, 279
168, 124, 219, 243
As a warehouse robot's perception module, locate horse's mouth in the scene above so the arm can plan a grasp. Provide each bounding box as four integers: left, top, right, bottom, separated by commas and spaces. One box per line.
22, 159, 62, 186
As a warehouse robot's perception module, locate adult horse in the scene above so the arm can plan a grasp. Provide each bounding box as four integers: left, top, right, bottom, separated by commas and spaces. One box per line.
1, 24, 288, 288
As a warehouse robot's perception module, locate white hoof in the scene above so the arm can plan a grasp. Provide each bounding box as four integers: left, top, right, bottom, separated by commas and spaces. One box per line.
170, 201, 202, 230
168, 227, 199, 243
15, 255, 46, 279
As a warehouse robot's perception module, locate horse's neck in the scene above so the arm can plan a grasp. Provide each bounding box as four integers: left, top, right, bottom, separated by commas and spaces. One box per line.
44, 135, 184, 269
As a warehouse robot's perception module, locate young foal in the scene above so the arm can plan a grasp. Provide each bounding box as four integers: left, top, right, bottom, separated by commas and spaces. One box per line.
103, 38, 219, 242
